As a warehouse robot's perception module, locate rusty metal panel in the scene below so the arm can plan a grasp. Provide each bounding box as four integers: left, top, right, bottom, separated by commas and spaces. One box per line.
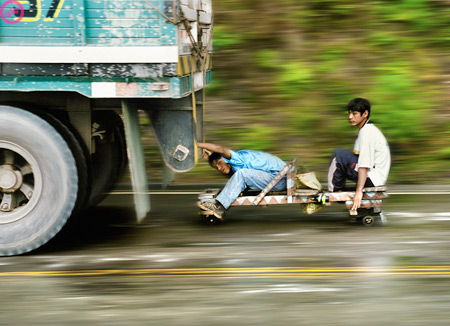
327, 190, 389, 202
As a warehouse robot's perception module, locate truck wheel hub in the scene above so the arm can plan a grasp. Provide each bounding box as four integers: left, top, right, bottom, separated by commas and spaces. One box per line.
0, 165, 22, 193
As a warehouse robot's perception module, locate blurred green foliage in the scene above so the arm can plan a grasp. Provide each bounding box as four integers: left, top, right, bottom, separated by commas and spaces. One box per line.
154, 0, 450, 185
197, 0, 450, 185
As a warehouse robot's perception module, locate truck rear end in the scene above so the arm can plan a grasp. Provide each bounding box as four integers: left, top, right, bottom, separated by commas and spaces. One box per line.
0, 0, 212, 255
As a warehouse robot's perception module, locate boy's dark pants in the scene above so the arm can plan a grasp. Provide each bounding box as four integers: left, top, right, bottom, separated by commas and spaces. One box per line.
328, 148, 374, 192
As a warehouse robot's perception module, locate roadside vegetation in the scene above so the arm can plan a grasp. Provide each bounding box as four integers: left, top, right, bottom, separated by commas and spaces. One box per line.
145, 0, 450, 185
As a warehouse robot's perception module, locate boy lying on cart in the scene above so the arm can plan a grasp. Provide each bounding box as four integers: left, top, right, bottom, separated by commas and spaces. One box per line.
197, 142, 287, 219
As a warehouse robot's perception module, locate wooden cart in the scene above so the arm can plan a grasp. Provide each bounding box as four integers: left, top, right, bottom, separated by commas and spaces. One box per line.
198, 159, 389, 226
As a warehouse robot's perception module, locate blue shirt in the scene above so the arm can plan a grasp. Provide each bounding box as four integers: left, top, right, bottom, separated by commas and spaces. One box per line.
222, 150, 286, 176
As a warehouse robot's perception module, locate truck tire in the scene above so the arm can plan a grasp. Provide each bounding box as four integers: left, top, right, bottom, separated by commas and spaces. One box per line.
0, 106, 78, 256
40, 111, 90, 214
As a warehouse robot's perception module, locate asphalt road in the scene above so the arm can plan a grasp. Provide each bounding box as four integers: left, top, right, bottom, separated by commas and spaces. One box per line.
1, 188, 450, 325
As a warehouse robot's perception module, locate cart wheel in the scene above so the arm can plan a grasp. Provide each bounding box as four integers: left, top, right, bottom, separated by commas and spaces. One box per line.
201, 215, 221, 225
362, 215, 375, 227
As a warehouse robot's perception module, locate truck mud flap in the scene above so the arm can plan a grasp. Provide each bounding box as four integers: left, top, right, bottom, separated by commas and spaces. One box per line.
141, 93, 203, 173
122, 100, 151, 222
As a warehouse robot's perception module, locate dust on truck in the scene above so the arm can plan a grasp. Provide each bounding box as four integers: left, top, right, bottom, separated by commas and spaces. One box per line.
0, 0, 212, 255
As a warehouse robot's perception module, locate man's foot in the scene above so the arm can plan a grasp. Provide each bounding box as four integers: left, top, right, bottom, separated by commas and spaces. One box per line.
197, 201, 226, 219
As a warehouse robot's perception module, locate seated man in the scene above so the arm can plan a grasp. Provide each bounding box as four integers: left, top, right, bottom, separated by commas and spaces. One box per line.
328, 97, 391, 210
197, 142, 287, 219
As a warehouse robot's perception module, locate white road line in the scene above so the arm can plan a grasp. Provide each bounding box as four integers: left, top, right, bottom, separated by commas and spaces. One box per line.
109, 191, 450, 195
110, 191, 202, 195
388, 192, 450, 195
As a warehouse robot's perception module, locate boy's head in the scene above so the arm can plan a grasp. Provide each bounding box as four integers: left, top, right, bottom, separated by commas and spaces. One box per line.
347, 97, 371, 119
347, 98, 370, 128
208, 152, 232, 175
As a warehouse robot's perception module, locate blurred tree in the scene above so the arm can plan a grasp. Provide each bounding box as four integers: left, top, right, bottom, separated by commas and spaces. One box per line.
192, 0, 450, 185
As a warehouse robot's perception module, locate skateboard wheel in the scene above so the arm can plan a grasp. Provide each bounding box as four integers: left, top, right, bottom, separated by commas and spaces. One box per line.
201, 215, 221, 225
362, 215, 375, 227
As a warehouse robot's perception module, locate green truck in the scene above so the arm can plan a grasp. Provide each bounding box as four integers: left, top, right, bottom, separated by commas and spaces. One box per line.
0, 0, 212, 255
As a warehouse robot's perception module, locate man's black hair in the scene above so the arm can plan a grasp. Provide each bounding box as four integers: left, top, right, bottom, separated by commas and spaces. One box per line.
347, 97, 371, 119
208, 152, 222, 166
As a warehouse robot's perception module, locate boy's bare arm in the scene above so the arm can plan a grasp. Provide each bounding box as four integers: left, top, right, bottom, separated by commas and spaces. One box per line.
352, 167, 369, 210
197, 142, 232, 160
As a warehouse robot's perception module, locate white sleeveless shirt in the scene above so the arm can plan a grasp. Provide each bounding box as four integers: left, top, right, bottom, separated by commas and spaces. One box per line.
354, 122, 391, 186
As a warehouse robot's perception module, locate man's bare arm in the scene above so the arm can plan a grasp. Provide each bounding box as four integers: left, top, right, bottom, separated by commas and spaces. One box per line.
197, 142, 232, 160
352, 167, 369, 210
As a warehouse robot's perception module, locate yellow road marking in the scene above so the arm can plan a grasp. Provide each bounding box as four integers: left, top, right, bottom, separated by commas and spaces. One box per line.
1, 266, 450, 278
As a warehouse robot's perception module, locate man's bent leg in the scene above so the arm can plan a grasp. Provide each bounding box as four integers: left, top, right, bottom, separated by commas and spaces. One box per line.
216, 169, 286, 209
245, 169, 287, 192
328, 148, 359, 192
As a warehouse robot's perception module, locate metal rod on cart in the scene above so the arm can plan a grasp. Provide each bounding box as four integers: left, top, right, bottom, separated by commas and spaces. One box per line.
253, 160, 294, 206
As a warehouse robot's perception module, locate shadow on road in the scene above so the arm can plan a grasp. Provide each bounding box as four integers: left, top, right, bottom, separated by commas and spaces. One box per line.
32, 206, 137, 255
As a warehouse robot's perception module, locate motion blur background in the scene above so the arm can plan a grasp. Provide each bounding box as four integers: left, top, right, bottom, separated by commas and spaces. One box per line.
143, 0, 450, 185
